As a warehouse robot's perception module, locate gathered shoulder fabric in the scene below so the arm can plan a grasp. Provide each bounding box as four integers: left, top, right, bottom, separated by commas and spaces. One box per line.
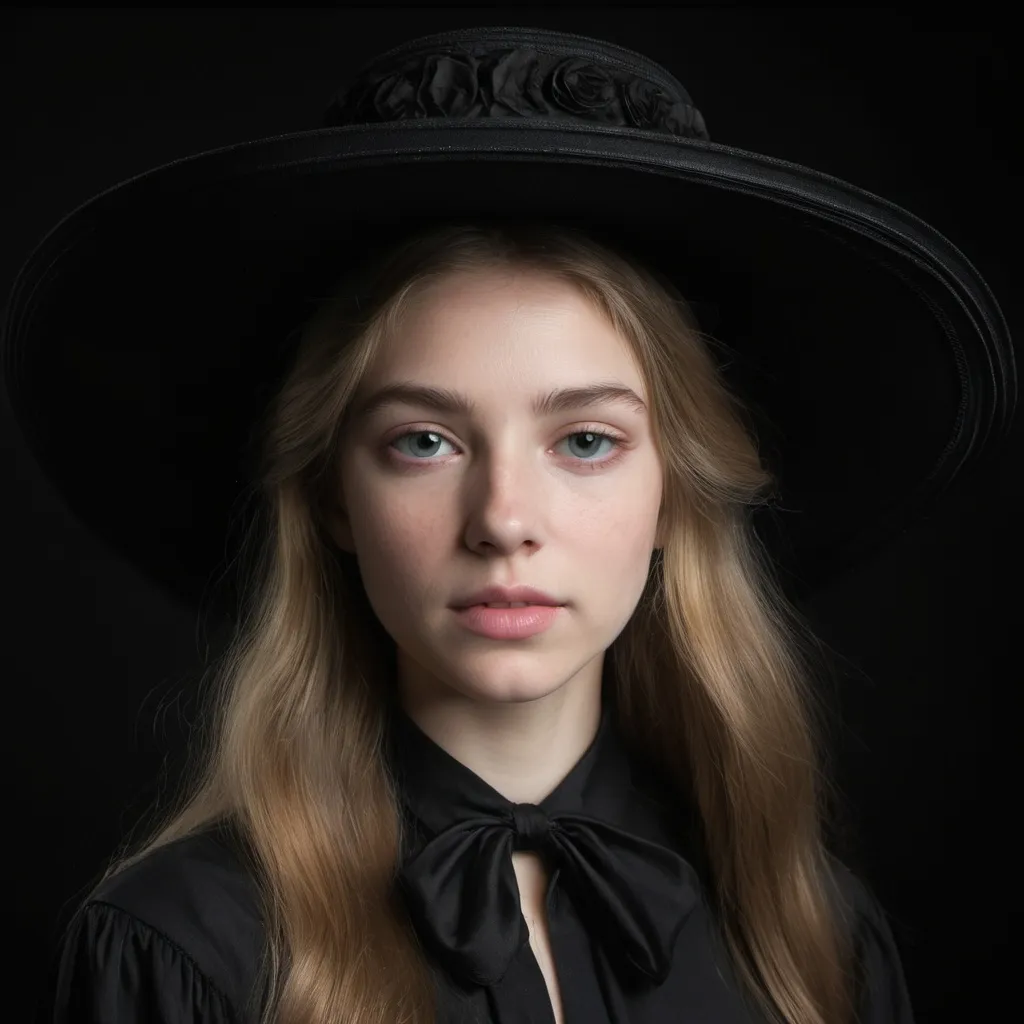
42, 824, 265, 1024
50, 902, 240, 1024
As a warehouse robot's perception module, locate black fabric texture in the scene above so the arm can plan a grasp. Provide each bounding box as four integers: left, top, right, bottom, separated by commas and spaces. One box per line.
39, 704, 915, 1023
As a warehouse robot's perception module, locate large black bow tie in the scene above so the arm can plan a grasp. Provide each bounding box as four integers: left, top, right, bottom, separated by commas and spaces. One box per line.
398, 801, 700, 987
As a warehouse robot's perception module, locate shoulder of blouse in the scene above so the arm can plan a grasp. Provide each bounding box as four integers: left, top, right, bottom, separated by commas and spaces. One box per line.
85, 821, 267, 1012
825, 854, 917, 1022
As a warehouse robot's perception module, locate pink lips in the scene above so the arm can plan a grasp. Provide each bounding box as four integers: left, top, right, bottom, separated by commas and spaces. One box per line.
453, 603, 562, 640
452, 584, 561, 609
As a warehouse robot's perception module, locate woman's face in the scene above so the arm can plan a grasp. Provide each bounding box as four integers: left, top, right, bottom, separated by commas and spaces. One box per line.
332, 268, 664, 710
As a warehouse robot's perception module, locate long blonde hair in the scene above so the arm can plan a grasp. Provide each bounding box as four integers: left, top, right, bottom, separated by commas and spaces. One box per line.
77, 220, 865, 1024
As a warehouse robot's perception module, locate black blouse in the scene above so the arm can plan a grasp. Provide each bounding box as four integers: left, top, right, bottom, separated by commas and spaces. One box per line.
40, 702, 916, 1022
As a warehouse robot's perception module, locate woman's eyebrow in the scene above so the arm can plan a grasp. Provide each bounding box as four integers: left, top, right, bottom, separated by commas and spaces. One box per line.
349, 380, 648, 421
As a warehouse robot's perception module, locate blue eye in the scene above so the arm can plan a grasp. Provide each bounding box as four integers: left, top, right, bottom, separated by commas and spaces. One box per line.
386, 427, 627, 467
391, 431, 452, 460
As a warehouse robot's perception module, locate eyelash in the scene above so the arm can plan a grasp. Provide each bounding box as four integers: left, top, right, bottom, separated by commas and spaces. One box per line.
384, 424, 629, 471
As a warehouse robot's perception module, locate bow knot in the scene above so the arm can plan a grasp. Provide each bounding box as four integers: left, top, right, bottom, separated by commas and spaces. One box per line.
510, 802, 554, 851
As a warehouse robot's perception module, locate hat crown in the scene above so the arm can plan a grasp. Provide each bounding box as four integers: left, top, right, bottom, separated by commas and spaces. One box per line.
325, 25, 711, 140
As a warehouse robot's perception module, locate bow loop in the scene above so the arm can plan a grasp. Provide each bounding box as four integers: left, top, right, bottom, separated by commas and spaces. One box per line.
547, 811, 700, 982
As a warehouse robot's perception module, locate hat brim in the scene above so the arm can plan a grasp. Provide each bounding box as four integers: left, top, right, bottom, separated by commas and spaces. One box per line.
2, 120, 1015, 611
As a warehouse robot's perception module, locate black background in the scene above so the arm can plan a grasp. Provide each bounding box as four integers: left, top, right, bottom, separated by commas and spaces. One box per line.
5, 8, 1018, 1023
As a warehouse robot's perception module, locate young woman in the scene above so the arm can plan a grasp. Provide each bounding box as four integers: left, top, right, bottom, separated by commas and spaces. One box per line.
14, 22, 1010, 1024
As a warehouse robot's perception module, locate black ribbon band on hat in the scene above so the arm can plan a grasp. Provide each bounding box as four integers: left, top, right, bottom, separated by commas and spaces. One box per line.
397, 802, 700, 987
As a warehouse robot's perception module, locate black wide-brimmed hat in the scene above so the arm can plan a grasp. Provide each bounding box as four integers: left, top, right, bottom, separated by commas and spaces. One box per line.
2, 25, 1016, 615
